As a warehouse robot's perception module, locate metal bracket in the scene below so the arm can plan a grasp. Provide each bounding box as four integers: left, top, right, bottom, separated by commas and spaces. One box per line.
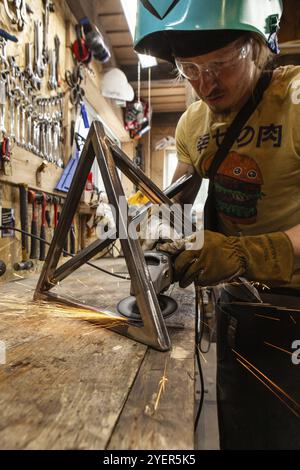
34, 121, 194, 351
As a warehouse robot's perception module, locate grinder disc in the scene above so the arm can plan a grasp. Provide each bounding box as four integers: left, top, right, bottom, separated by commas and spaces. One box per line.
117, 294, 178, 321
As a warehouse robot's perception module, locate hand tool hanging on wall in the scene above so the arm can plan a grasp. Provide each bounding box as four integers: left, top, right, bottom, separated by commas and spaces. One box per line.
0, 136, 12, 176
72, 24, 91, 64
42, 0, 55, 66
0, 75, 6, 136
34, 19, 44, 79
18, 184, 29, 262
45, 195, 52, 232
28, 190, 38, 259
81, 17, 111, 63
57, 202, 69, 257
0, 29, 18, 43
54, 35, 61, 87
0, 41, 8, 138
48, 48, 57, 90
45, 198, 52, 255
53, 196, 59, 230
3, 0, 27, 31
65, 65, 85, 108
37, 192, 47, 261
25, 42, 41, 90
0, 183, 2, 237
56, 130, 87, 193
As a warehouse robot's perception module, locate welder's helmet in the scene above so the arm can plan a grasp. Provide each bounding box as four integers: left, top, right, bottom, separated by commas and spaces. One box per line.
134, 0, 283, 63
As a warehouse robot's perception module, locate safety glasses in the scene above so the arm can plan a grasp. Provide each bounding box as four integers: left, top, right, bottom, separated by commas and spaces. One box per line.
175, 41, 251, 81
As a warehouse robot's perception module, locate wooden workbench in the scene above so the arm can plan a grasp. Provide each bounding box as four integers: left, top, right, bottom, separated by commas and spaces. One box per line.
0, 259, 196, 450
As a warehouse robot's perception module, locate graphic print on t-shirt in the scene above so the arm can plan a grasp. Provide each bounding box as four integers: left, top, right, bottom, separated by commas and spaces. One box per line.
204, 152, 265, 224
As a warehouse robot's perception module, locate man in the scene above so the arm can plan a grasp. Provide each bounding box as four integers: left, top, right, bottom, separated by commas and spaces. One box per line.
134, 0, 300, 449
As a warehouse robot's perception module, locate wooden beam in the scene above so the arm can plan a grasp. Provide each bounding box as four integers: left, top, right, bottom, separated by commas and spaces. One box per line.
114, 48, 138, 62
95, 0, 123, 15
140, 88, 186, 97
150, 98, 186, 105
107, 31, 132, 47
98, 13, 128, 32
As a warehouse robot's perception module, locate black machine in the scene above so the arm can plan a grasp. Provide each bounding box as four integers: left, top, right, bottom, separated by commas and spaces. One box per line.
117, 250, 178, 321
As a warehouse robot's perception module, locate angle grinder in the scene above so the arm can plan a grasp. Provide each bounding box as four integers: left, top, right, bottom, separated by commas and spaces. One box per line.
117, 250, 177, 321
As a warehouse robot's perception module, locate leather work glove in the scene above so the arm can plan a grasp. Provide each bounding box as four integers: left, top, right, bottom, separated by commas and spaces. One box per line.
160, 231, 294, 288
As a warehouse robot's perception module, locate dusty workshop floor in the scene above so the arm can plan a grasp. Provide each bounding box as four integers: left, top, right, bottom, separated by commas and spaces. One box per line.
0, 255, 219, 450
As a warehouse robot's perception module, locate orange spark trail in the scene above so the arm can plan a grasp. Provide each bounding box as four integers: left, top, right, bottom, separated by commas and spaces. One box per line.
233, 349, 300, 418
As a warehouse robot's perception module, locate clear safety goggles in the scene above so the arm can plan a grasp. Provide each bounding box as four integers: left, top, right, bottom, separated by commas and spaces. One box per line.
175, 41, 251, 81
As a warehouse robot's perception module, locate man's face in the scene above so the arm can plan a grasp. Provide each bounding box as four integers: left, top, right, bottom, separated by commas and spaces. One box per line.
176, 39, 257, 114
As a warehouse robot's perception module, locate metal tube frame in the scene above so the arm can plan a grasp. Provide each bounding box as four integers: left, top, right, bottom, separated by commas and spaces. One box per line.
34, 121, 194, 351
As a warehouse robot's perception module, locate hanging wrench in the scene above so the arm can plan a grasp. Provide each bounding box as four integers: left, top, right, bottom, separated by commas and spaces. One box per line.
0, 73, 7, 134
3, 0, 16, 25
15, 0, 26, 31
45, 118, 53, 162
43, 0, 49, 65
48, 49, 57, 90
6, 73, 16, 141
25, 42, 33, 78
14, 93, 21, 145
25, 42, 42, 90
8, 91, 15, 141
25, 104, 33, 151
34, 20, 44, 78
54, 35, 61, 87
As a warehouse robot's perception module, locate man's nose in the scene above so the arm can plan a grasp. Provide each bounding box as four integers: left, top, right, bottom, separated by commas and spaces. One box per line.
195, 71, 218, 96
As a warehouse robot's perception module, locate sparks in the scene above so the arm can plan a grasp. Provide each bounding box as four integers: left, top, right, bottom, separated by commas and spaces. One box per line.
15, 282, 33, 292
264, 341, 294, 357
0, 240, 16, 253
154, 357, 168, 411
76, 279, 88, 288
13, 273, 24, 279
255, 314, 280, 321
233, 349, 300, 417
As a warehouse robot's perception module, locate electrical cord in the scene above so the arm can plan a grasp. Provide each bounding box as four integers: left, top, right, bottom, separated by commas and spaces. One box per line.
0, 226, 130, 281
194, 283, 205, 430
198, 287, 214, 354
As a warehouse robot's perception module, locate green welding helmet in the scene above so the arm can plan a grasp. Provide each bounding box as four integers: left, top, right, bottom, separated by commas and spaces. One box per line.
134, 0, 283, 62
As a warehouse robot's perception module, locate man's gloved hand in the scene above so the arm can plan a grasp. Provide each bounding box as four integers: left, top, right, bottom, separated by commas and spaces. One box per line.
161, 231, 294, 288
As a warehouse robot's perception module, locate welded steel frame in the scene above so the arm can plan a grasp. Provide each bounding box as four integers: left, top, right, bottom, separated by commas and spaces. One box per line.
34, 121, 193, 351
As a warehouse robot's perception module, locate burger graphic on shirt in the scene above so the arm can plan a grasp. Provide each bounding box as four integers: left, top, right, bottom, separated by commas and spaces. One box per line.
204, 151, 264, 224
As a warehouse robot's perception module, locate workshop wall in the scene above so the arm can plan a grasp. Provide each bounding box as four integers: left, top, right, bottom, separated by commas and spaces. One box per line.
0, 0, 133, 283
147, 115, 180, 188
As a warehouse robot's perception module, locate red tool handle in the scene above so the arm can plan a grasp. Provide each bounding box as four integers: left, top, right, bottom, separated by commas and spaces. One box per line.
54, 203, 58, 228
28, 190, 38, 259
39, 193, 47, 261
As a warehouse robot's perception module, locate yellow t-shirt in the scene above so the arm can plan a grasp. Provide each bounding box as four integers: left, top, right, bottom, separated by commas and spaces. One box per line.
176, 65, 300, 287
